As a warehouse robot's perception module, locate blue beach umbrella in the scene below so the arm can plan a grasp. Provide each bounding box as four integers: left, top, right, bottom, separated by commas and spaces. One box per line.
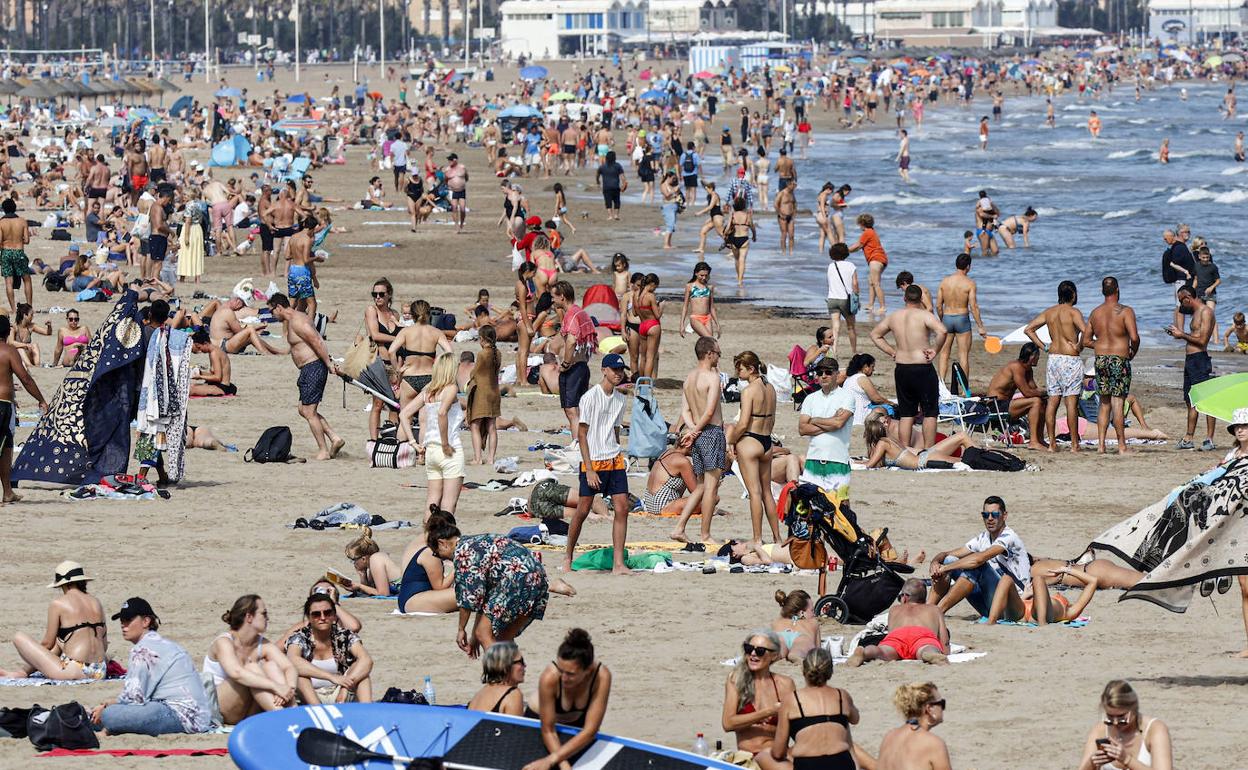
1075, 51, 1092, 59
639, 90, 666, 101
215, 87, 241, 98
286, 93, 308, 103
499, 104, 541, 118
519, 65, 548, 80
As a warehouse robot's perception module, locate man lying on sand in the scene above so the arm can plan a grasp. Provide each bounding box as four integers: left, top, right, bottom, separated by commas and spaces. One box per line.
847, 578, 949, 666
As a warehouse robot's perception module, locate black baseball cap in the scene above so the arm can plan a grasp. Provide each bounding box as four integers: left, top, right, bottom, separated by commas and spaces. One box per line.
112, 597, 158, 622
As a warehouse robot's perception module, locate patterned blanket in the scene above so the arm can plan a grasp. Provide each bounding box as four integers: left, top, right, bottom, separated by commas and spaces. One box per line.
1090, 458, 1248, 613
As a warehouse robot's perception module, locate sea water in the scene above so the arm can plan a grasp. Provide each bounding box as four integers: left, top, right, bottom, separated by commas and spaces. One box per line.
643, 82, 1245, 341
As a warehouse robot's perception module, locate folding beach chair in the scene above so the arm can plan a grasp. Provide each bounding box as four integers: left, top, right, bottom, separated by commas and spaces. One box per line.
787, 345, 819, 410
284, 156, 312, 182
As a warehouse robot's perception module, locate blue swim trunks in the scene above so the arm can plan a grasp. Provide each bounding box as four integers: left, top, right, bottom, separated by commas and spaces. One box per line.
287, 264, 314, 300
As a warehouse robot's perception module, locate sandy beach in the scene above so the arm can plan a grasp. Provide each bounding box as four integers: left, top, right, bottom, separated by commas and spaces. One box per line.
0, 59, 1245, 769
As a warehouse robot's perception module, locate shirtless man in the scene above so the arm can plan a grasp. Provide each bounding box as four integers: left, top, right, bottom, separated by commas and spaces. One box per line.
166, 140, 185, 184
444, 153, 468, 233
774, 181, 796, 256
1168, 285, 1217, 450
84, 154, 110, 201
935, 253, 986, 386
542, 122, 561, 178
0, 199, 33, 311
1025, 280, 1086, 454
774, 148, 797, 199
147, 139, 167, 185
0, 315, 47, 503
267, 293, 343, 461
896, 129, 911, 183
559, 123, 578, 175
207, 296, 283, 355
145, 186, 173, 281
256, 185, 276, 277
286, 215, 319, 319
870, 285, 948, 450
269, 187, 299, 263
671, 336, 725, 546
1085, 276, 1140, 455
125, 139, 150, 206
846, 579, 949, 666
985, 342, 1048, 450
189, 329, 238, 397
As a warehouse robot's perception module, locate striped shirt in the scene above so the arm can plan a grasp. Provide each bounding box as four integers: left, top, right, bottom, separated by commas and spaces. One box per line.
577, 383, 626, 462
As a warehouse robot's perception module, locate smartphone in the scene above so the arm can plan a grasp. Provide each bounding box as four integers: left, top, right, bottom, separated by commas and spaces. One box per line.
1095, 739, 1111, 748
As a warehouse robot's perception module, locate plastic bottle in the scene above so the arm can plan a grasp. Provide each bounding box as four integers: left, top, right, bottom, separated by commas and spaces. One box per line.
692, 733, 708, 756
423, 676, 436, 705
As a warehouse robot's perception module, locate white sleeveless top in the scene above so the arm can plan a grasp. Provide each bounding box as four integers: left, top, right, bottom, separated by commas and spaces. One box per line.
1105, 718, 1154, 770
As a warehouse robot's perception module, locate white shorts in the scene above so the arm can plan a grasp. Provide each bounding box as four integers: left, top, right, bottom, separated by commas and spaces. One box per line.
425, 444, 465, 480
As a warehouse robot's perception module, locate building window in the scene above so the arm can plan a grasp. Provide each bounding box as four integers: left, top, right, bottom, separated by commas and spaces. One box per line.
880, 11, 921, 19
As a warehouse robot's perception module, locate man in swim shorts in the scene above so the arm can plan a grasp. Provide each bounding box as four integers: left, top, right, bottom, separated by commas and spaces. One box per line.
935, 252, 986, 386
0, 198, 32, 312
1168, 285, 1218, 451
984, 342, 1048, 450
870, 285, 947, 450
672, 337, 726, 545
846, 579, 948, 666
269, 293, 344, 461
1025, 280, 1086, 454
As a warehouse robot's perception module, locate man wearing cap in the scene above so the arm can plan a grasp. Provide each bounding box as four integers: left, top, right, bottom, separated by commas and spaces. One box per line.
564, 353, 632, 575
91, 598, 212, 736
798, 357, 855, 504
445, 153, 469, 233
515, 216, 545, 261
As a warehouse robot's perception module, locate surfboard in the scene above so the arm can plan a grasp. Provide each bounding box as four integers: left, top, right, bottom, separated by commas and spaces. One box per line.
1001, 323, 1050, 346
228, 702, 742, 770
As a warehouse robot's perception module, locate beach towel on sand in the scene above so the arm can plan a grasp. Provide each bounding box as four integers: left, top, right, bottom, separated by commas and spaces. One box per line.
37, 748, 229, 758
1090, 458, 1248, 613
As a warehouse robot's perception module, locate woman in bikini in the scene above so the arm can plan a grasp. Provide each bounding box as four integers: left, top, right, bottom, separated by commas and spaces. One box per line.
12, 302, 51, 367
623, 272, 645, 373
770, 648, 864, 770
636, 273, 663, 378
998, 207, 1038, 249
203, 595, 298, 724
552, 182, 575, 234
829, 184, 851, 244
769, 590, 820, 663
1025, 552, 1143, 625
529, 234, 559, 296
388, 299, 452, 410
0, 561, 107, 681
526, 629, 613, 770
514, 263, 538, 384
722, 630, 795, 770
863, 416, 977, 470
365, 278, 402, 440
876, 682, 950, 770
341, 527, 402, 597
680, 261, 719, 339
694, 181, 725, 254
53, 310, 91, 368
753, 147, 771, 209
723, 196, 757, 286
727, 351, 781, 544
467, 641, 527, 716
643, 432, 698, 516
499, 181, 527, 238
815, 182, 836, 254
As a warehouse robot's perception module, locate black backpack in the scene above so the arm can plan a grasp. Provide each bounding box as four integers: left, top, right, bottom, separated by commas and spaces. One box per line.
960, 446, 1026, 472
682, 152, 696, 174
245, 426, 293, 464
43, 272, 65, 292
27, 702, 99, 751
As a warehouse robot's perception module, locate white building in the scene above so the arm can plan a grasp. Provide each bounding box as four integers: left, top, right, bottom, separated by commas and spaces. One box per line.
873, 0, 1003, 44
827, 2, 878, 37
648, 0, 739, 36
1147, 0, 1247, 43
1000, 0, 1056, 30
498, 0, 647, 59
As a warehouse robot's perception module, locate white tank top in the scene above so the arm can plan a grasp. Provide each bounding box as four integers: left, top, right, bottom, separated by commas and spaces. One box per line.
1106, 718, 1154, 770
420, 390, 464, 448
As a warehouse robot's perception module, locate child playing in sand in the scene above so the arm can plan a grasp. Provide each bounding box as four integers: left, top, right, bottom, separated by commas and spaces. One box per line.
1223, 312, 1248, 353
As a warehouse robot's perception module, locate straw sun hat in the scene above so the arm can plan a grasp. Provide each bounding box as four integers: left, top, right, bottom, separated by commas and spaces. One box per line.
47, 560, 93, 588
1227, 407, 1248, 435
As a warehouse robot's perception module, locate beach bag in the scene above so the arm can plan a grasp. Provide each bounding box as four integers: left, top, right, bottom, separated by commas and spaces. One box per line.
682, 152, 696, 174
627, 377, 668, 460
431, 311, 456, 331
833, 261, 859, 315
960, 446, 1025, 472
0, 706, 33, 739
785, 535, 828, 571
27, 702, 98, 751
245, 426, 293, 464
367, 438, 416, 469
722, 376, 742, 403
42, 272, 65, 292
131, 211, 151, 239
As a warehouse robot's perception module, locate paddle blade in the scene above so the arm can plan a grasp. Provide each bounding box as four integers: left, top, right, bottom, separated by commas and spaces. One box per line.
983, 335, 1003, 354
296, 727, 390, 766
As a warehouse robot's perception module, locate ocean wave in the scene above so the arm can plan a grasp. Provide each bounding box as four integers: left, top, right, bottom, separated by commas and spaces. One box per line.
1170, 148, 1233, 159
849, 192, 960, 206
1126, 118, 1152, 125
1220, 166, 1248, 175
1045, 139, 1094, 149
1107, 148, 1150, 159
1102, 209, 1140, 219
1167, 188, 1217, 203
1215, 189, 1248, 204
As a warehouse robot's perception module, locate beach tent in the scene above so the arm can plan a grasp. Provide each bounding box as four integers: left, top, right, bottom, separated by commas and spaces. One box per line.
499, 104, 541, 119
169, 94, 194, 119
210, 134, 252, 167
581, 284, 621, 331
519, 65, 548, 80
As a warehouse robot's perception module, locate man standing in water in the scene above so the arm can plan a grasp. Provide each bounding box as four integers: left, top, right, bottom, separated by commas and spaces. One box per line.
870, 285, 947, 450
0, 315, 46, 503
774, 180, 796, 255
1168, 286, 1218, 451
1024, 281, 1086, 454
897, 129, 911, 183
1086, 277, 1139, 455
268, 293, 344, 461
445, 153, 469, 233
935, 253, 986, 387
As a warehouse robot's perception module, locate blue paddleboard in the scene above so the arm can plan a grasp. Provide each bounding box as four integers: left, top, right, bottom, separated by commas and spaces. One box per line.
228, 702, 741, 770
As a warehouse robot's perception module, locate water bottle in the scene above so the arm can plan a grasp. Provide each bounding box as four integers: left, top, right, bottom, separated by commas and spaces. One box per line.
423, 676, 436, 705
692, 732, 708, 756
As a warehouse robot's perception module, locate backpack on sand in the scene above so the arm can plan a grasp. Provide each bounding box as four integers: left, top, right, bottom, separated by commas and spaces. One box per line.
245, 426, 293, 464
960, 446, 1026, 472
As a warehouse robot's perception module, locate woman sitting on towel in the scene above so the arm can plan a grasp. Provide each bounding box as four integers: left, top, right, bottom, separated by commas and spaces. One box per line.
769, 590, 821, 663
285, 593, 373, 705
523, 629, 612, 770
397, 507, 459, 615
863, 414, 978, 470
341, 527, 401, 597
0, 560, 107, 681
723, 630, 796, 770
770, 648, 868, 770
203, 594, 298, 724
467, 641, 527, 716
1076, 680, 1172, 770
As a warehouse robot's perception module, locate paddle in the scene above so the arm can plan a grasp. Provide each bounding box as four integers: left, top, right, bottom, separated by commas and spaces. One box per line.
296, 727, 457, 769
983, 335, 1003, 354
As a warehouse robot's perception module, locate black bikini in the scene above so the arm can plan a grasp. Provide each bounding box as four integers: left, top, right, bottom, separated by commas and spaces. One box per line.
57, 620, 105, 644
789, 690, 854, 770
490, 685, 519, 714
743, 411, 774, 452
554, 664, 600, 728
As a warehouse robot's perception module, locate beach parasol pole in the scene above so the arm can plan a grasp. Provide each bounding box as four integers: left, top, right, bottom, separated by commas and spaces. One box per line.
380, 0, 386, 77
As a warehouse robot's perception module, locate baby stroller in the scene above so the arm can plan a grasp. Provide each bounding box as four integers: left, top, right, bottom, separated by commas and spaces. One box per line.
779, 482, 913, 624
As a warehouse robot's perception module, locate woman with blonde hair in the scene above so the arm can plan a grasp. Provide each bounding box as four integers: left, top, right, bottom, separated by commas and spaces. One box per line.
203, 595, 298, 724
1077, 680, 1172, 770
341, 527, 401, 597
388, 299, 453, 410
530, 234, 559, 295
769, 590, 820, 663
877, 682, 950, 770
467, 641, 526, 715
771, 647, 863, 770
863, 414, 976, 470
722, 630, 796, 770
398, 352, 465, 513
726, 351, 780, 544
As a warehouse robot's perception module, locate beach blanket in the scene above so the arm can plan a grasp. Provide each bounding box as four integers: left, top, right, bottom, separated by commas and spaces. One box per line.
14, 291, 147, 484
976, 616, 1090, 628
0, 676, 97, 687
136, 327, 191, 483
37, 748, 229, 758
1090, 458, 1248, 613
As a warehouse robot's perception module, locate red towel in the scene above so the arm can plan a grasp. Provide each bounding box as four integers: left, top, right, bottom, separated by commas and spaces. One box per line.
38, 748, 228, 758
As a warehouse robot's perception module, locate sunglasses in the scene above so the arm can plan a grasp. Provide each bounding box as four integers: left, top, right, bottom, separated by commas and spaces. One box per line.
981, 510, 1003, 519
67, 316, 80, 321
309, 609, 336, 619
815, 369, 837, 377
512, 657, 526, 667
371, 291, 389, 298
743, 642, 776, 657
929, 699, 947, 710
1103, 714, 1131, 726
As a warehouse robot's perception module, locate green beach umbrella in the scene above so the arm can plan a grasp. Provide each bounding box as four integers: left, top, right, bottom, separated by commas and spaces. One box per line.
549, 91, 576, 102
1188, 372, 1248, 422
